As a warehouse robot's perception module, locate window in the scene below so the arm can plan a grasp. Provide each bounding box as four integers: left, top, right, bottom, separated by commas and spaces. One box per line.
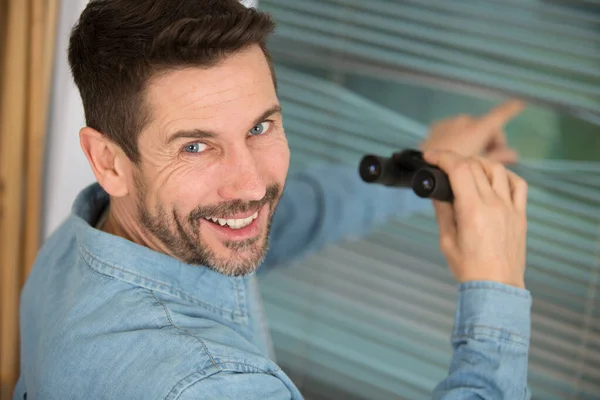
257, 1, 600, 399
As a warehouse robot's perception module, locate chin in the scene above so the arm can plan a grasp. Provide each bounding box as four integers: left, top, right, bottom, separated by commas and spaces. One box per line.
202, 233, 269, 277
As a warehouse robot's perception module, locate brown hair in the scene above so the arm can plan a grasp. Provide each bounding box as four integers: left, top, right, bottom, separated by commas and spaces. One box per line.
68, 0, 276, 163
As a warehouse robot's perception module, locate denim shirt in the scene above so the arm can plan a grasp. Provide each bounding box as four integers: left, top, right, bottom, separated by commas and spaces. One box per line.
15, 165, 532, 399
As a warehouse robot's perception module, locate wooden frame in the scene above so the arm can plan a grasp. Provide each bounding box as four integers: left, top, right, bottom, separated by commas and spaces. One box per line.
0, 1, 59, 398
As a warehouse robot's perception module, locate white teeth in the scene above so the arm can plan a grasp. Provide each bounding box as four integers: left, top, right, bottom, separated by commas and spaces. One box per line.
206, 211, 259, 229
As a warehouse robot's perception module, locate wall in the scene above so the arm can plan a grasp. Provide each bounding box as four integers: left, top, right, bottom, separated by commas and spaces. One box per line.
42, 0, 90, 238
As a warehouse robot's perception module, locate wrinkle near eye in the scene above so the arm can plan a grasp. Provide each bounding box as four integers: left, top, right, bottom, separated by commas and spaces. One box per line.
149, 161, 198, 193
137, 145, 193, 189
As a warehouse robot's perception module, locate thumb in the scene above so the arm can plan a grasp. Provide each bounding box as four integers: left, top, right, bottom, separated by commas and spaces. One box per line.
486, 147, 519, 164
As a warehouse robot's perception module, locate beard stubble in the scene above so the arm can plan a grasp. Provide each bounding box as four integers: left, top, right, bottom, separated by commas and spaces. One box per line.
134, 172, 281, 276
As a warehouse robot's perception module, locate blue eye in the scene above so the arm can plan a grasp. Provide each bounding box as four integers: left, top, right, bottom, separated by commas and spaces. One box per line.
249, 121, 271, 136
183, 143, 207, 153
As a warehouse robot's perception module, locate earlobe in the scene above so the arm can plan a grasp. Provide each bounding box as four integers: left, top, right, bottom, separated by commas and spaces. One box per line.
79, 127, 129, 197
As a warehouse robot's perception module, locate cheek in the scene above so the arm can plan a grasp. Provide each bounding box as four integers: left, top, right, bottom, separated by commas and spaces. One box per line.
256, 136, 290, 184
149, 162, 217, 213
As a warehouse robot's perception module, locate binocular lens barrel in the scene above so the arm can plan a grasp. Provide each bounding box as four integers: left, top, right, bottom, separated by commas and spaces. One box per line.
358, 155, 385, 183
359, 155, 407, 187
359, 151, 454, 202
412, 168, 453, 201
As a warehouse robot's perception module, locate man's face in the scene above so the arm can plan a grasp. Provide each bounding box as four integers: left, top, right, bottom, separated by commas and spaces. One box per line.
132, 45, 289, 276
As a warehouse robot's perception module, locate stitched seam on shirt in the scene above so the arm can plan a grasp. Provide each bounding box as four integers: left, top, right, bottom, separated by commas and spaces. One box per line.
166, 370, 219, 400
79, 244, 243, 318
171, 365, 273, 400
453, 333, 528, 348
457, 324, 529, 340
169, 373, 208, 400
215, 361, 270, 373
454, 325, 529, 346
234, 278, 242, 312
150, 290, 220, 370
169, 373, 201, 400
171, 365, 275, 399
459, 286, 531, 299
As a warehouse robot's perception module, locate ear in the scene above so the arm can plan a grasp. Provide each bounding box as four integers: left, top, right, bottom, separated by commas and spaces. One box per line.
79, 127, 131, 197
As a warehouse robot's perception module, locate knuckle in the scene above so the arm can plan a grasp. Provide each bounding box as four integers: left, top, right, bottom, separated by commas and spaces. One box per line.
518, 178, 528, 192
496, 203, 509, 216
453, 159, 471, 175
491, 162, 506, 176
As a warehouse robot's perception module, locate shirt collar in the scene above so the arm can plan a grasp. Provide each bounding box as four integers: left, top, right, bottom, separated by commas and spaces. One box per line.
72, 182, 250, 324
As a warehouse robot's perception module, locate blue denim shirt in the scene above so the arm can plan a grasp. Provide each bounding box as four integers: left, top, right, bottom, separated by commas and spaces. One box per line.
15, 165, 531, 399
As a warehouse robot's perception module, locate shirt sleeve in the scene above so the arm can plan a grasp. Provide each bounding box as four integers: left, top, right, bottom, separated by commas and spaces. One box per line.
174, 372, 293, 400
172, 284, 531, 400
261, 164, 431, 271
433, 281, 533, 400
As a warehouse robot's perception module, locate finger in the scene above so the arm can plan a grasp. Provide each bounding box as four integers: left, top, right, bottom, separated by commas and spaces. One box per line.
507, 170, 528, 212
475, 157, 511, 204
478, 100, 525, 130
423, 150, 480, 202
469, 160, 495, 199
486, 147, 519, 164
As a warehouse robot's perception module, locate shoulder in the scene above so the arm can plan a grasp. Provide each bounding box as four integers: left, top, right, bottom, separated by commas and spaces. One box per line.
22, 280, 285, 399
23, 217, 295, 398
79, 318, 290, 399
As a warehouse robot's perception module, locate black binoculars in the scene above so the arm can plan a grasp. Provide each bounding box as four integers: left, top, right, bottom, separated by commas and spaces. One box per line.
359, 149, 454, 202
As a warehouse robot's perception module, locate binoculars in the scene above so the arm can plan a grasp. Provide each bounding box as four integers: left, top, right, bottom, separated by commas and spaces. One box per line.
359, 149, 454, 202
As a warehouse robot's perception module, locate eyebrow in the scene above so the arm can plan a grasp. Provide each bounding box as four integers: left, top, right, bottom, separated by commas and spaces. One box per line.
165, 104, 283, 145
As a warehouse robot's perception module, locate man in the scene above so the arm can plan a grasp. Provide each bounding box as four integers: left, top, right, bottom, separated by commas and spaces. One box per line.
15, 1, 531, 399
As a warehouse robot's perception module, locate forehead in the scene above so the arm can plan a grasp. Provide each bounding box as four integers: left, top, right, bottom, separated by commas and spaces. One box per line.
144, 45, 277, 137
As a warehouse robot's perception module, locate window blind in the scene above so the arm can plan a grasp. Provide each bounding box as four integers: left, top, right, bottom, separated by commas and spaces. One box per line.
260, 0, 600, 123
255, 1, 600, 395
258, 64, 600, 399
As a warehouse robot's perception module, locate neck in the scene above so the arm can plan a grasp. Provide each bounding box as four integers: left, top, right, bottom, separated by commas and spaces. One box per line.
102, 198, 171, 256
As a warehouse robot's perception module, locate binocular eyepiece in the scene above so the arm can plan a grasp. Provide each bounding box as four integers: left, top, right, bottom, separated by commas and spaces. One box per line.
359, 149, 454, 202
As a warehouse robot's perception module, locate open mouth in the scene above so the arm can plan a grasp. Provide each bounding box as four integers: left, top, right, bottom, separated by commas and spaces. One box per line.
203, 211, 259, 230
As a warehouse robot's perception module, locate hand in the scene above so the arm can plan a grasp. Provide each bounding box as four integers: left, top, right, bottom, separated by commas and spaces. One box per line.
420, 100, 525, 164
423, 150, 528, 289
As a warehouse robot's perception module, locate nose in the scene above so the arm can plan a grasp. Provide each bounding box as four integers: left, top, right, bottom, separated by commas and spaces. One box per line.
217, 147, 266, 202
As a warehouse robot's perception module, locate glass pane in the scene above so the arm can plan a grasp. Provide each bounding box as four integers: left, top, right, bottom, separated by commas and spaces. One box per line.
257, 1, 600, 399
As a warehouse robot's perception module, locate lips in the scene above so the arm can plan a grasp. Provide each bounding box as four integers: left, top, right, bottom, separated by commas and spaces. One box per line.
200, 205, 266, 243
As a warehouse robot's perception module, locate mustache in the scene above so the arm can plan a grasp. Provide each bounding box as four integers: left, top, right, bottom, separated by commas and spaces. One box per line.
187, 184, 280, 223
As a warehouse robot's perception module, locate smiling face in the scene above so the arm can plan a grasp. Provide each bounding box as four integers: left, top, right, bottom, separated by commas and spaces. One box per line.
127, 45, 289, 275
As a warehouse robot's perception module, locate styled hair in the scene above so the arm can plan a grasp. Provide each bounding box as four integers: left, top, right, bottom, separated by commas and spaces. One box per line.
68, 0, 276, 163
